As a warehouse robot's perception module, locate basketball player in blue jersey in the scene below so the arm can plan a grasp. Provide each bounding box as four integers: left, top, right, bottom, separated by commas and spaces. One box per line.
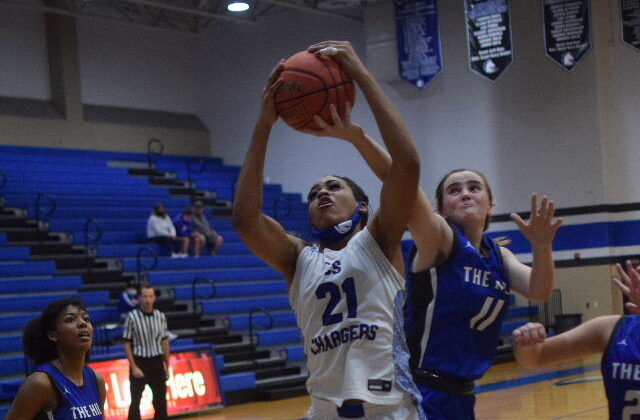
6, 298, 105, 419
513, 261, 640, 420
304, 107, 562, 419
233, 40, 425, 419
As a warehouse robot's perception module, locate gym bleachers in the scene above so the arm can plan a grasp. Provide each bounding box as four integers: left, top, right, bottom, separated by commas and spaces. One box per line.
0, 143, 538, 416
0, 144, 310, 414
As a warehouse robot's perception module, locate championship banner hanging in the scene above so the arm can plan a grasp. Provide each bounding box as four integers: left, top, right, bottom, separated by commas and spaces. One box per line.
621, 0, 640, 51
395, 0, 443, 89
464, 0, 513, 81
90, 347, 223, 419
543, 0, 592, 70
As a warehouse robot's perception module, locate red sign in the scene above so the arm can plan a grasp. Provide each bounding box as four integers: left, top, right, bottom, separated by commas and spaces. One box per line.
90, 349, 223, 419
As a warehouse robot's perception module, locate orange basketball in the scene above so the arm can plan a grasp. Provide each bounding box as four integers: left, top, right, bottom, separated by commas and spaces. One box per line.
274, 50, 356, 131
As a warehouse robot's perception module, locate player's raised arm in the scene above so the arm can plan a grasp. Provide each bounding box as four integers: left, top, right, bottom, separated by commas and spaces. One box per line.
302, 102, 453, 272
505, 194, 563, 302
232, 61, 305, 283
612, 260, 640, 314
307, 41, 419, 263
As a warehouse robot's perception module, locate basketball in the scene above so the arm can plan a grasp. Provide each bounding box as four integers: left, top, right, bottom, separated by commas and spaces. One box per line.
274, 50, 355, 131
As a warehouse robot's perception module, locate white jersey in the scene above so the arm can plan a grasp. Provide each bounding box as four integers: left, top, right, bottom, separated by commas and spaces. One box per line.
289, 228, 420, 407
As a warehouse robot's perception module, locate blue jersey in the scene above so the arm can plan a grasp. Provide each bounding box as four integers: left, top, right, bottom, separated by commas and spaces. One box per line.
405, 224, 510, 380
602, 315, 640, 420
36, 363, 103, 420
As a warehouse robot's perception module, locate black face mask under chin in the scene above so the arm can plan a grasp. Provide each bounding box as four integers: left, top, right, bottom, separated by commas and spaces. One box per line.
154, 211, 166, 217
311, 202, 365, 246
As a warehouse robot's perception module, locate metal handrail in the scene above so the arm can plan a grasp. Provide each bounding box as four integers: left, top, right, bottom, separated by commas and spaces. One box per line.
147, 138, 164, 175
35, 193, 57, 224
83, 218, 102, 275
35, 193, 56, 242
187, 158, 205, 203
191, 277, 216, 317
248, 308, 274, 364
273, 196, 292, 221
135, 246, 158, 287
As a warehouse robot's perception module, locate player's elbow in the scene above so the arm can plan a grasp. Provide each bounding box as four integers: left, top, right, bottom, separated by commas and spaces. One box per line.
392, 149, 420, 184
232, 202, 252, 232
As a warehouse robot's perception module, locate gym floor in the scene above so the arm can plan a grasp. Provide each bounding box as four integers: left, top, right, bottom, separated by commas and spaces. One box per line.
188, 354, 605, 419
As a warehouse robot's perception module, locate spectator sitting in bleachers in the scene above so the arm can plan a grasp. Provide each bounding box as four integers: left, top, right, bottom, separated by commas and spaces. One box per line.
118, 284, 138, 321
146, 203, 188, 258
192, 201, 224, 256
173, 208, 205, 257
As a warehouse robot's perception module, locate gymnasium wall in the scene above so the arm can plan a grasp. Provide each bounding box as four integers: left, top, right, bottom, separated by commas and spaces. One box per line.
0, 6, 210, 156
358, 1, 637, 320
0, 8, 50, 100
1, 2, 639, 318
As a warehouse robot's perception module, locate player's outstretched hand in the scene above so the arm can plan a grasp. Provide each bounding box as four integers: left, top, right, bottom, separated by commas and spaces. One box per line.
613, 260, 640, 314
512, 322, 547, 347
258, 60, 284, 127
301, 103, 363, 143
510, 194, 563, 247
307, 40, 366, 80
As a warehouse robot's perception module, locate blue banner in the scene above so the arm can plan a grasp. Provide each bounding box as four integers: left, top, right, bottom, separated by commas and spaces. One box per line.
395, 0, 443, 89
465, 0, 513, 81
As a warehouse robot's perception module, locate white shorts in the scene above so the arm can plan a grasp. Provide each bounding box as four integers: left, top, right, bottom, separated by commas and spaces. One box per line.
308, 396, 421, 420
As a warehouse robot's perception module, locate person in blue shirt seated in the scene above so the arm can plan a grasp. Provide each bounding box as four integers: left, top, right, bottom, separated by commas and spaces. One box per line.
172, 208, 206, 257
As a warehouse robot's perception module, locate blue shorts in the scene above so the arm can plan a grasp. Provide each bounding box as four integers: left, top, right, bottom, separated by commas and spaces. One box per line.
418, 383, 476, 420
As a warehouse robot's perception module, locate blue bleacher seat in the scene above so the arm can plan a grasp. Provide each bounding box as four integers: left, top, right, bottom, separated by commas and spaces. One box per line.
200, 296, 291, 315
226, 311, 297, 331
219, 372, 256, 392
174, 280, 287, 300
256, 328, 301, 346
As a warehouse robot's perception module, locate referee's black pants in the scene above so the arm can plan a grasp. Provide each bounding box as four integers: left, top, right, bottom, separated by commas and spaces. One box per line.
128, 355, 168, 420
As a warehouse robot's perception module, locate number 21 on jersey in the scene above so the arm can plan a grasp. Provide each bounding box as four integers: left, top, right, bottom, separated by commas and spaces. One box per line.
315, 277, 358, 326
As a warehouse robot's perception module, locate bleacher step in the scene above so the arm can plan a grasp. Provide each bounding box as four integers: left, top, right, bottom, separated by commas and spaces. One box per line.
223, 349, 270, 363
170, 325, 227, 338
81, 281, 128, 295
255, 372, 308, 389
193, 333, 244, 345
57, 267, 121, 275
254, 365, 301, 381
128, 168, 165, 177
212, 341, 255, 355
256, 383, 308, 401
222, 356, 286, 374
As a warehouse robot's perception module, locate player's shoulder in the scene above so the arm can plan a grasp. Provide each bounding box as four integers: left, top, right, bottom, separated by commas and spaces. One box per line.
23, 370, 55, 393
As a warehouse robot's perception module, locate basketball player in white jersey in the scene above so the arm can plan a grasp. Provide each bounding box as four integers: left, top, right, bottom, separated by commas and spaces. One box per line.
233, 40, 424, 419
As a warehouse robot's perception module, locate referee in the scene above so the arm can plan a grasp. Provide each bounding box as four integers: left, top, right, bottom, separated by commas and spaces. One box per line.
123, 284, 170, 420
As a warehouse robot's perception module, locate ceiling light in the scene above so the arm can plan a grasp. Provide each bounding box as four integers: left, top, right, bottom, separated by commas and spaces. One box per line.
227, 1, 250, 12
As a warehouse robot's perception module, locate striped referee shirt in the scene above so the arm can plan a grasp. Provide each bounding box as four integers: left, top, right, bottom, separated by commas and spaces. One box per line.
123, 308, 168, 358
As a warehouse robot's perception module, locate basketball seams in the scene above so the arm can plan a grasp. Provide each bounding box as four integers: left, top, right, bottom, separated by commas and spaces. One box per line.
274, 81, 355, 106
275, 51, 355, 130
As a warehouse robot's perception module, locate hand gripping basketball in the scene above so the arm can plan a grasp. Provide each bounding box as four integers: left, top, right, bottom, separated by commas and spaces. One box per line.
274, 50, 355, 131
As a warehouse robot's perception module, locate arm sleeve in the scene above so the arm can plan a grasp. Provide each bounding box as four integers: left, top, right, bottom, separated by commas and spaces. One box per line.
161, 313, 169, 340
123, 313, 134, 341
146, 216, 156, 238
